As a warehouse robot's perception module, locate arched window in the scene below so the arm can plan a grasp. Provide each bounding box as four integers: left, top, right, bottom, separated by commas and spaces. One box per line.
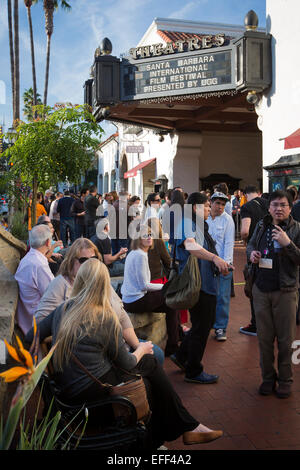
111, 170, 116, 191
104, 172, 109, 193
98, 174, 103, 194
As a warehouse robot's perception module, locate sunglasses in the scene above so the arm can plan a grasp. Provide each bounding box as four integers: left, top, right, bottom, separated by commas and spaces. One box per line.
76, 255, 98, 264
141, 233, 153, 239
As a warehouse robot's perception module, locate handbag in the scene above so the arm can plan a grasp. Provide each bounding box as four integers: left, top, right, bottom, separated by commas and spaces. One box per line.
71, 354, 151, 424
162, 244, 201, 310
243, 262, 256, 298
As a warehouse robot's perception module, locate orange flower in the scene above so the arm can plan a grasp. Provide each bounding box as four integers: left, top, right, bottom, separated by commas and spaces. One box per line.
0, 319, 38, 383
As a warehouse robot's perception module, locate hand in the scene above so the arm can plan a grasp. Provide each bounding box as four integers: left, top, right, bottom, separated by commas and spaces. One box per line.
250, 250, 261, 264
212, 256, 230, 275
272, 225, 291, 247
119, 247, 128, 256
137, 341, 153, 355
51, 252, 63, 259
53, 240, 63, 250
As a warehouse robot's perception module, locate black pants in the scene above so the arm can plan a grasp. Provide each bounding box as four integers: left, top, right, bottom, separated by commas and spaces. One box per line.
176, 291, 216, 378
69, 355, 198, 448
123, 291, 180, 356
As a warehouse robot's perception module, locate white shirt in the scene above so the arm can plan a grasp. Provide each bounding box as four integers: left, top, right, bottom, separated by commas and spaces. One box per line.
207, 212, 235, 264
121, 248, 162, 304
15, 248, 54, 334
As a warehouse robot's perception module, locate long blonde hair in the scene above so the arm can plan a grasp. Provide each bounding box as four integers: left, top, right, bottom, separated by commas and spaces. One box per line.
53, 258, 120, 371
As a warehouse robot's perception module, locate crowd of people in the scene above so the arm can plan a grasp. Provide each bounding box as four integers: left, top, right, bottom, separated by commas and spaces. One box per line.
9, 180, 300, 448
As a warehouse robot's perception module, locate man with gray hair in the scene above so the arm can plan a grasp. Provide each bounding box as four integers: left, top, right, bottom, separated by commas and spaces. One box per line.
15, 224, 54, 335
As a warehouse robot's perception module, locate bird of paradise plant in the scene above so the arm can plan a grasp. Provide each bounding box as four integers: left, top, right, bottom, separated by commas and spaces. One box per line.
0, 319, 57, 450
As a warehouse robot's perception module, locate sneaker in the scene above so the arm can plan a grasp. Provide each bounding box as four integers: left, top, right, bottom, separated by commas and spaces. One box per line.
239, 324, 257, 336
170, 354, 186, 371
258, 381, 276, 396
184, 371, 219, 384
276, 382, 291, 398
215, 329, 227, 341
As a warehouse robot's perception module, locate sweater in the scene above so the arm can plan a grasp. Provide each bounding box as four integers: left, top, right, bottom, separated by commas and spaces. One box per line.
148, 239, 171, 280
34, 274, 133, 330
121, 249, 163, 304
26, 301, 137, 398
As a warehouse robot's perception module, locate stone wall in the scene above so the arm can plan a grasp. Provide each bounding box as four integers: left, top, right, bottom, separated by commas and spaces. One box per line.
0, 226, 26, 413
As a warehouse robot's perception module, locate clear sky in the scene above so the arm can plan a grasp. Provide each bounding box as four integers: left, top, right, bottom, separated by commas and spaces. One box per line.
0, 0, 266, 137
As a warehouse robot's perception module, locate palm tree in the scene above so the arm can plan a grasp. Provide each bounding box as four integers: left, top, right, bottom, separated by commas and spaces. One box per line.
7, 0, 20, 125
24, 0, 38, 107
7, 0, 15, 122
13, 0, 20, 123
23, 87, 42, 121
33, 0, 71, 106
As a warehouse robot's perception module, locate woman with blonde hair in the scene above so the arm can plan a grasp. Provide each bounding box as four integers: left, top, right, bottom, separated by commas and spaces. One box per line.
34, 237, 164, 364
26, 258, 223, 448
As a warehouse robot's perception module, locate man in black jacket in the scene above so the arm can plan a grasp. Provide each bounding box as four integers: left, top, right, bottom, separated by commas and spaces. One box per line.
247, 190, 300, 398
71, 188, 88, 239
84, 185, 99, 238
56, 190, 76, 248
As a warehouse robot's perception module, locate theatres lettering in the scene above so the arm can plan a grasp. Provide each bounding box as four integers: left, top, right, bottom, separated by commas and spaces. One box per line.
129, 33, 225, 60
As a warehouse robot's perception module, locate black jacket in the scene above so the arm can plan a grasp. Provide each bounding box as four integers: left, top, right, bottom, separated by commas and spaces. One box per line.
84, 194, 99, 226
247, 214, 300, 291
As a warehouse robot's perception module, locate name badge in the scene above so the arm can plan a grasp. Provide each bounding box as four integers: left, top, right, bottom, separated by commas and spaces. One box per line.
259, 258, 273, 269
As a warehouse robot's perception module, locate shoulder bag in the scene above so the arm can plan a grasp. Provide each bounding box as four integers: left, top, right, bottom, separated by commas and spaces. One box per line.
162, 244, 201, 310
71, 354, 151, 424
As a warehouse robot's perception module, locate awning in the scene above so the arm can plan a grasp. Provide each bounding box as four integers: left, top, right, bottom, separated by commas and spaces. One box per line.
284, 128, 300, 150
124, 158, 156, 178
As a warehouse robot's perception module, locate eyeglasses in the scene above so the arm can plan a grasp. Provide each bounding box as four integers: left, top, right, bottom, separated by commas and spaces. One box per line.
76, 255, 98, 264
141, 233, 153, 239
270, 203, 290, 208
154, 199, 161, 202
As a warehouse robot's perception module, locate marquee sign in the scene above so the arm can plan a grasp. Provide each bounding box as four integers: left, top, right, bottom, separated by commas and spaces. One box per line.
85, 29, 271, 108
121, 45, 235, 101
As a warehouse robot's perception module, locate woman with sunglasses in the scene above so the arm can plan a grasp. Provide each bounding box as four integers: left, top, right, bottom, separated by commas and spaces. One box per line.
121, 224, 180, 356
26, 258, 223, 448
34, 237, 164, 364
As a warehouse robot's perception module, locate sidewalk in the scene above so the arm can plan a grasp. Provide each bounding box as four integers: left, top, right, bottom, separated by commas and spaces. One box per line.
5, 244, 300, 450
165, 242, 300, 450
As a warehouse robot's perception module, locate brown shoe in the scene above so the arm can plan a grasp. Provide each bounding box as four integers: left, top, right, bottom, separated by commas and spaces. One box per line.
276, 382, 291, 398
183, 430, 223, 445
258, 381, 276, 396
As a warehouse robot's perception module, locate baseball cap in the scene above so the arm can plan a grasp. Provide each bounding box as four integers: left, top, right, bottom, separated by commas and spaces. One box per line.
211, 191, 228, 201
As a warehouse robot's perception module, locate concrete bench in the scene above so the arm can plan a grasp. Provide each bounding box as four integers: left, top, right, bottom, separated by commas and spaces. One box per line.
110, 276, 167, 350
127, 312, 167, 351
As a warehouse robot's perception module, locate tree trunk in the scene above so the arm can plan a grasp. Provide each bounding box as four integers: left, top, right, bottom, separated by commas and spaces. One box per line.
31, 176, 38, 228
7, 0, 15, 123
26, 5, 37, 106
43, 33, 51, 106
43, 0, 54, 106
13, 0, 20, 123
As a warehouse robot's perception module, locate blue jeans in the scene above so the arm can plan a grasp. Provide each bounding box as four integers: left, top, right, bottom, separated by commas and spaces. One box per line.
60, 217, 76, 248
213, 272, 233, 331
109, 260, 125, 277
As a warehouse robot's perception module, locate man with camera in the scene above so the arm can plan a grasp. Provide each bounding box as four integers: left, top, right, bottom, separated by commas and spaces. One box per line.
247, 190, 300, 398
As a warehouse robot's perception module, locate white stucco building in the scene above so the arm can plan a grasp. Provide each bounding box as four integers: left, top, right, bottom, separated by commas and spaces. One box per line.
97, 3, 300, 199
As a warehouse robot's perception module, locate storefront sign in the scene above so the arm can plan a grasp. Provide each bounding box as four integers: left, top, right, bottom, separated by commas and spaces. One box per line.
121, 46, 234, 101
126, 145, 144, 153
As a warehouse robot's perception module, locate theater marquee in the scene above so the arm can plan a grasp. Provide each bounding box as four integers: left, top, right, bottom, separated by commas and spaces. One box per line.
84, 28, 272, 109
121, 46, 235, 101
